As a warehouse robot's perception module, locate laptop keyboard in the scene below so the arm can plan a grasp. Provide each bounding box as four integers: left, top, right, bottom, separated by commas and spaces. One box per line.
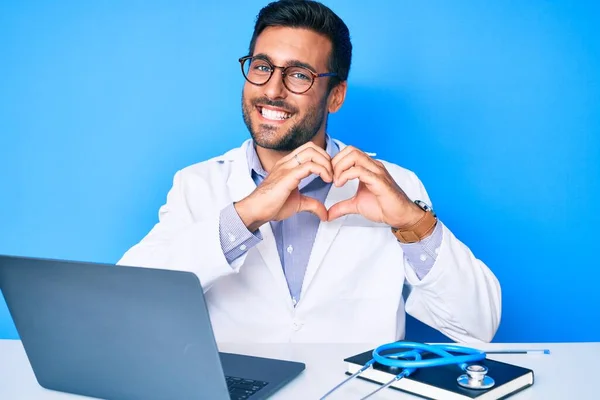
225, 375, 269, 400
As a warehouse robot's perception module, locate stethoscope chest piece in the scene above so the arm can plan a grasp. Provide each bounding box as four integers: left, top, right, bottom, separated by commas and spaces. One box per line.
457, 364, 495, 390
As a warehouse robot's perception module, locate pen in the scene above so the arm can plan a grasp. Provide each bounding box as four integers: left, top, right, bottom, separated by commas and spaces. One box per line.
485, 349, 551, 355
365, 152, 377, 157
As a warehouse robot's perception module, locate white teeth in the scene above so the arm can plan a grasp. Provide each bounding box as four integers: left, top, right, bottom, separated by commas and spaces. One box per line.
261, 107, 291, 120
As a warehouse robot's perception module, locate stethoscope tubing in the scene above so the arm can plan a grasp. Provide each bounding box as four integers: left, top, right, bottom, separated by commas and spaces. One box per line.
372, 341, 486, 371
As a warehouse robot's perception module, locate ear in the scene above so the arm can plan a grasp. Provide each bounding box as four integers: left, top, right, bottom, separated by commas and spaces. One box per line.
327, 81, 347, 113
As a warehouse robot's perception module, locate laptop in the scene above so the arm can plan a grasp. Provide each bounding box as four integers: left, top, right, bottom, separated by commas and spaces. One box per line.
0, 254, 305, 400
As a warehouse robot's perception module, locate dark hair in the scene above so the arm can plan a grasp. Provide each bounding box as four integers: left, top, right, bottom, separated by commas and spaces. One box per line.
248, 0, 352, 90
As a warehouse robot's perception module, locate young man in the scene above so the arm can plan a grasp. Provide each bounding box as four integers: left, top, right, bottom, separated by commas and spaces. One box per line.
118, 0, 501, 344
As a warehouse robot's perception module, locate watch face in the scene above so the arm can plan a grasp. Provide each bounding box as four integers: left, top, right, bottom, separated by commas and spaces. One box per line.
415, 200, 436, 217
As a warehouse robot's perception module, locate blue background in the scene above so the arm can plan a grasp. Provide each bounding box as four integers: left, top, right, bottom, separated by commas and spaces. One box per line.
1, 0, 599, 342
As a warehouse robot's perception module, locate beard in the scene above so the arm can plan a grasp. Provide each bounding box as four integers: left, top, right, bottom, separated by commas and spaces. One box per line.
242, 92, 328, 152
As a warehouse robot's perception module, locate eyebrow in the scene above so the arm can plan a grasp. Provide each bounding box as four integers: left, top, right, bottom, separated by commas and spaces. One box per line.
253, 53, 317, 73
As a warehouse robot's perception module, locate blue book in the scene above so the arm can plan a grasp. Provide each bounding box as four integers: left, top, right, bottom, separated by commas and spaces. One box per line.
344, 346, 534, 399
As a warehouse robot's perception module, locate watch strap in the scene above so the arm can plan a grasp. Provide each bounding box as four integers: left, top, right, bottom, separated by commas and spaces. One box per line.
391, 210, 437, 243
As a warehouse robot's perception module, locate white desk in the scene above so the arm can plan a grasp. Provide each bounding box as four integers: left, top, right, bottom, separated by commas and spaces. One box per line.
0, 340, 596, 399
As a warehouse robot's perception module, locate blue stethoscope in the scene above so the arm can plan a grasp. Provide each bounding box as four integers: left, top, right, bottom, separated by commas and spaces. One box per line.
320, 341, 494, 400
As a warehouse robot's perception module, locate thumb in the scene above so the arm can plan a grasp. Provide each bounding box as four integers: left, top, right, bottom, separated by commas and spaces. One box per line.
327, 198, 358, 221
297, 194, 328, 221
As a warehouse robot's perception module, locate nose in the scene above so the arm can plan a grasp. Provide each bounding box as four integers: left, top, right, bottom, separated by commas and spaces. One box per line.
262, 68, 288, 100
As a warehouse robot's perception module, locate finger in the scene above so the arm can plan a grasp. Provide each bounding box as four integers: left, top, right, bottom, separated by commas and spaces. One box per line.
327, 198, 358, 221
336, 165, 380, 188
331, 144, 352, 164
301, 141, 330, 160
332, 146, 379, 171
331, 145, 360, 169
280, 141, 330, 166
286, 148, 333, 180
283, 161, 333, 189
297, 194, 328, 221
333, 150, 380, 185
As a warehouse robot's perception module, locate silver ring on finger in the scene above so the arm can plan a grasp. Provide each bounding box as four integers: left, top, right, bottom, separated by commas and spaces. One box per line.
294, 153, 302, 166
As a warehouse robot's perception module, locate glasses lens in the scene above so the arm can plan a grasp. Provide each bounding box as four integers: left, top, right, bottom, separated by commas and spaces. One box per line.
284, 66, 314, 93
243, 58, 272, 85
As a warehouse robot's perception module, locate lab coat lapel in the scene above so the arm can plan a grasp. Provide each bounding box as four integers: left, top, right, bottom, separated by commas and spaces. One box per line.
225, 140, 256, 203
300, 178, 358, 299
225, 141, 290, 304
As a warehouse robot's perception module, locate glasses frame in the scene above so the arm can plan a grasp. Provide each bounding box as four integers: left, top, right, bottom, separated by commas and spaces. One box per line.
238, 55, 338, 94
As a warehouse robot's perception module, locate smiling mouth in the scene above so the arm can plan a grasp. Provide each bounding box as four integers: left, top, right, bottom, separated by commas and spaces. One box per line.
257, 106, 293, 121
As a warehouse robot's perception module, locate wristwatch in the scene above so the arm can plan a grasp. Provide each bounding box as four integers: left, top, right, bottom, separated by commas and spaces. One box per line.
391, 200, 438, 243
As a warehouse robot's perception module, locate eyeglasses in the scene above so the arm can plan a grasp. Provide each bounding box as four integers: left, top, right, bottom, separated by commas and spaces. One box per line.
239, 55, 338, 94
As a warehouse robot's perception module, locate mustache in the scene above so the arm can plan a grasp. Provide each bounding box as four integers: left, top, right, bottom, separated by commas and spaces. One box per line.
251, 97, 298, 114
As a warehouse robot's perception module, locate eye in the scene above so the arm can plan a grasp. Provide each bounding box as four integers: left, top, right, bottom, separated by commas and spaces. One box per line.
286, 67, 312, 81
290, 71, 311, 81
254, 64, 272, 73
250, 60, 272, 72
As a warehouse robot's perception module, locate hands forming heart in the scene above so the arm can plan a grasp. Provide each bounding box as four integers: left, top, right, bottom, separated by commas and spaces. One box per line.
235, 141, 425, 232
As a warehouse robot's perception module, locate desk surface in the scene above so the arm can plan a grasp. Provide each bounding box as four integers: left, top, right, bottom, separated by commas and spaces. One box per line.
0, 340, 596, 399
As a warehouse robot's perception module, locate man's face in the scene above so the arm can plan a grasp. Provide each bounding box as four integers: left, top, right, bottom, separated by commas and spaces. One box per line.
242, 26, 334, 152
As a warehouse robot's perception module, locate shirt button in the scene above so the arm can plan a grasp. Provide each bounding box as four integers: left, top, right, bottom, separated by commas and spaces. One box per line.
239, 244, 247, 251
435, 248, 440, 255
287, 245, 294, 254
291, 320, 303, 331
419, 254, 427, 262
228, 233, 236, 242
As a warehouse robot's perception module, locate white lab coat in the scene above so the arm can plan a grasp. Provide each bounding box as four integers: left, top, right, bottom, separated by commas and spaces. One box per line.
118, 139, 501, 344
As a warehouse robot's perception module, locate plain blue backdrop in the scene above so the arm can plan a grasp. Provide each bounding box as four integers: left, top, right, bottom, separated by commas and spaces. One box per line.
1, 0, 599, 342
